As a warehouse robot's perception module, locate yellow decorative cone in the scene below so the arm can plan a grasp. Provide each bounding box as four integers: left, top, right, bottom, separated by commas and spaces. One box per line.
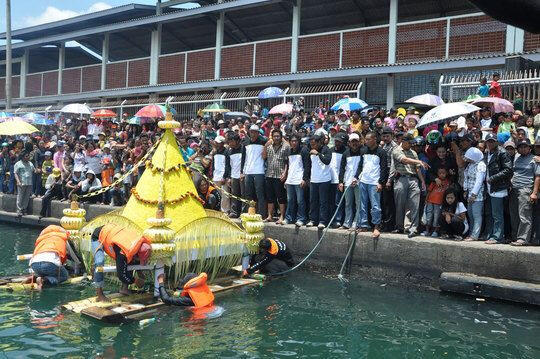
121, 130, 206, 232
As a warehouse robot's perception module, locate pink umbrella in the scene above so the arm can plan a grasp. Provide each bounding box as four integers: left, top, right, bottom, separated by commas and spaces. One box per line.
269, 103, 293, 115
135, 105, 165, 118
2, 116, 31, 123
472, 98, 514, 113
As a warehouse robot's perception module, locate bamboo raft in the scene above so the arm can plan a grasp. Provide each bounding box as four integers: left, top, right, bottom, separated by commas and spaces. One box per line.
62, 275, 262, 323
0, 274, 88, 292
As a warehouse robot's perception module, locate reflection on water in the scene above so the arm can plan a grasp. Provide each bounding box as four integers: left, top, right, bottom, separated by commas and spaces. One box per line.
0, 223, 538, 358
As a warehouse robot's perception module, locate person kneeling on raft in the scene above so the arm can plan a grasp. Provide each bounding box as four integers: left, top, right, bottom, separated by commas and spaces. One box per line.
92, 224, 153, 302
243, 238, 294, 276
29, 225, 71, 290
157, 272, 214, 308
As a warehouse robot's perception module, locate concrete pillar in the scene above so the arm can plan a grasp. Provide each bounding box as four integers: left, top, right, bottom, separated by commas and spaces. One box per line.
214, 11, 225, 80
506, 25, 525, 54
290, 0, 302, 73
57, 43, 65, 95
388, 0, 398, 64
359, 77, 367, 100
150, 25, 162, 85
19, 49, 29, 98
101, 33, 110, 91
386, 74, 395, 110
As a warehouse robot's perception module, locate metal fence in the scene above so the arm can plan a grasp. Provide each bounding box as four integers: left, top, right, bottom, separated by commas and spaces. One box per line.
439, 70, 540, 110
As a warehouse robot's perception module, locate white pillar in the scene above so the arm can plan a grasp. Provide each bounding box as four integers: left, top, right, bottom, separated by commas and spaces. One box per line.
101, 33, 109, 91
19, 49, 29, 98
214, 11, 224, 80
290, 0, 301, 73
386, 74, 395, 110
57, 43, 65, 95
388, 0, 398, 64
506, 25, 524, 53
150, 25, 162, 85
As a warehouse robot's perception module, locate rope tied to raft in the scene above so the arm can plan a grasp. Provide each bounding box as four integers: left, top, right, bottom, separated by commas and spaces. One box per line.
267, 185, 352, 277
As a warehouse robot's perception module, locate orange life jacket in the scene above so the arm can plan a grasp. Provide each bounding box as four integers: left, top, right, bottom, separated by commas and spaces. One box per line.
180, 273, 214, 308
101, 168, 114, 186
268, 238, 279, 255
98, 224, 151, 263
33, 225, 69, 263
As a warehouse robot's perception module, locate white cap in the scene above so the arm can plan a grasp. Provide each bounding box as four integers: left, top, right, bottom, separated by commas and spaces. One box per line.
249, 124, 260, 131
79, 135, 86, 140
218, 120, 225, 125
103, 143, 111, 149
215, 136, 226, 144
349, 133, 360, 141
73, 164, 84, 172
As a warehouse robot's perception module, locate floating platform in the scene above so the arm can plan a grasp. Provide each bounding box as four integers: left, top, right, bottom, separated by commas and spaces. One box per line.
440, 272, 540, 306
62, 276, 262, 323
0, 274, 88, 292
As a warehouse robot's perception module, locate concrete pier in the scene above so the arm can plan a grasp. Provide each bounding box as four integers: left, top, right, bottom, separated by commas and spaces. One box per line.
1, 194, 539, 292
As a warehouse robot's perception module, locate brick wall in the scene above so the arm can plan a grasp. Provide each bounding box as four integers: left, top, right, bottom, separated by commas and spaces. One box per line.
186, 49, 215, 82
62, 68, 81, 94
82, 65, 101, 92
106, 62, 127, 89
255, 39, 291, 75
343, 27, 388, 67
128, 59, 150, 87
298, 34, 340, 71
221, 44, 254, 78
397, 21, 446, 62
25, 74, 42, 97
449, 15, 506, 57
42, 71, 58, 96
158, 54, 185, 84
524, 32, 540, 51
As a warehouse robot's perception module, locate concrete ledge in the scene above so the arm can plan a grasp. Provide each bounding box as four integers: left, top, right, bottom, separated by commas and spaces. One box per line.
1, 194, 539, 289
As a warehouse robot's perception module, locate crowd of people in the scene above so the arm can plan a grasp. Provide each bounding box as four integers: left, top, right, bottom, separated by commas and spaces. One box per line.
2, 80, 540, 246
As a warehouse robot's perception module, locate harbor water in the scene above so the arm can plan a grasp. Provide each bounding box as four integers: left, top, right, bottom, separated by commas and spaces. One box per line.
0, 223, 539, 358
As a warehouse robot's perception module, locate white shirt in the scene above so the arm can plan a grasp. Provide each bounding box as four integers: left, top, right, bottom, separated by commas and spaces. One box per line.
29, 251, 61, 267
310, 155, 331, 183
343, 156, 361, 186
329, 152, 342, 184
229, 153, 242, 179
455, 202, 469, 234
213, 153, 226, 182
360, 153, 381, 185
480, 119, 493, 140
243, 143, 265, 175
285, 154, 303, 185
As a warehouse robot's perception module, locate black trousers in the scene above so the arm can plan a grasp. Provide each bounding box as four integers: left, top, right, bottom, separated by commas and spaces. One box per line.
440, 216, 465, 237
113, 245, 134, 285
40, 184, 63, 217
381, 185, 395, 231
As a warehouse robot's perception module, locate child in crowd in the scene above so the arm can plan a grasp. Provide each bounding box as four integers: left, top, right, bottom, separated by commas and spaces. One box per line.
525, 116, 536, 143
41, 151, 53, 190
476, 77, 489, 97
421, 167, 450, 238
439, 187, 469, 240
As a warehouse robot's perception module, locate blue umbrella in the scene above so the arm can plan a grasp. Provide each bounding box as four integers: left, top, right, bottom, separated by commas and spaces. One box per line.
0, 112, 14, 119
258, 87, 284, 99
127, 116, 154, 125
23, 112, 54, 126
331, 97, 369, 112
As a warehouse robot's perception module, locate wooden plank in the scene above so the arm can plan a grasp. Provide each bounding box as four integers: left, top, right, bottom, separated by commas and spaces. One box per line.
0, 275, 88, 292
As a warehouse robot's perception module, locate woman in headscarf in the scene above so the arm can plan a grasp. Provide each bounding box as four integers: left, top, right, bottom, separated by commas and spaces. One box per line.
462, 147, 486, 241
195, 177, 221, 210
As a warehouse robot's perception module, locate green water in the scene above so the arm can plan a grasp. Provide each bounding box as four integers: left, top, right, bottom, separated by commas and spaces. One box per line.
0, 223, 539, 358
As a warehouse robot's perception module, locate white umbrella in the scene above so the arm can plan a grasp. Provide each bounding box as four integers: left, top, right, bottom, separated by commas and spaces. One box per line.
417, 103, 480, 128
61, 103, 92, 115
406, 94, 445, 107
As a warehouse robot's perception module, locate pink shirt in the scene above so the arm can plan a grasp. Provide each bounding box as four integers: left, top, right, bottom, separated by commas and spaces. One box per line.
53, 150, 64, 171
384, 116, 398, 130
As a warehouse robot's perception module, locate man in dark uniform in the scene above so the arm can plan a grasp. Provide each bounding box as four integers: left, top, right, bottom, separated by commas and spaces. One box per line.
243, 238, 294, 276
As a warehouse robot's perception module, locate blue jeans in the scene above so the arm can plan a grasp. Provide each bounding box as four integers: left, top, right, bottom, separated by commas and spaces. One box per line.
32, 172, 42, 195
360, 182, 381, 228
309, 181, 330, 225
245, 174, 266, 217
92, 240, 105, 288
467, 200, 483, 240
487, 196, 505, 242
285, 184, 306, 223
31, 261, 68, 285
343, 185, 361, 228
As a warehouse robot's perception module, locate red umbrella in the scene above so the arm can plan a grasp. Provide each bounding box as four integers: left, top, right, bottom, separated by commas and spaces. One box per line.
135, 105, 165, 118
91, 109, 117, 118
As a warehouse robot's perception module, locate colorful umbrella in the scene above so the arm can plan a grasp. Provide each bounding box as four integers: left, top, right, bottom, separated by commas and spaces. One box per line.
202, 103, 230, 113
269, 103, 293, 115
472, 97, 514, 113
331, 97, 369, 112
91, 109, 117, 118
417, 103, 480, 128
23, 112, 54, 125
135, 104, 176, 118
61, 103, 92, 115
0, 119, 40, 135
258, 87, 284, 99
464, 94, 483, 103
224, 112, 251, 120
0, 112, 14, 119
158, 105, 177, 116
406, 94, 445, 107
127, 116, 154, 125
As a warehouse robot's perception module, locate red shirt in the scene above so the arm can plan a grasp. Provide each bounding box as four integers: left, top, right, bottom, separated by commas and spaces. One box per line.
489, 81, 502, 98
426, 179, 450, 205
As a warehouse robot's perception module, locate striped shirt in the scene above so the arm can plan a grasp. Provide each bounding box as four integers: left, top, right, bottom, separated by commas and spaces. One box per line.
265, 142, 290, 178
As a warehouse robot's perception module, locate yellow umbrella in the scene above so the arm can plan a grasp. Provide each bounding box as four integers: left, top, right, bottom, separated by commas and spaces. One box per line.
201, 103, 230, 113
0, 119, 40, 136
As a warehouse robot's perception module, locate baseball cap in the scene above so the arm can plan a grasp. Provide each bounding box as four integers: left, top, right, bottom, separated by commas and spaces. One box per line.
103, 143, 111, 149
44, 151, 52, 156
485, 133, 497, 142
79, 135, 87, 140
349, 133, 360, 141
461, 133, 475, 143
503, 140, 515, 149
382, 126, 393, 135
335, 133, 349, 143
516, 139, 531, 147
215, 136, 225, 144
73, 164, 84, 172
249, 124, 260, 131
218, 120, 225, 125
52, 168, 61, 177
402, 133, 415, 142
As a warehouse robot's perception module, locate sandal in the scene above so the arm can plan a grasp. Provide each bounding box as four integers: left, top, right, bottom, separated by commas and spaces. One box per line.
510, 240, 527, 246
463, 237, 476, 242
484, 239, 499, 245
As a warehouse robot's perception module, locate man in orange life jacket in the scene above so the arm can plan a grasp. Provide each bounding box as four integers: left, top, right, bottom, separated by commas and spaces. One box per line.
29, 225, 70, 290
156, 272, 214, 308
91, 224, 153, 302
243, 238, 294, 276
